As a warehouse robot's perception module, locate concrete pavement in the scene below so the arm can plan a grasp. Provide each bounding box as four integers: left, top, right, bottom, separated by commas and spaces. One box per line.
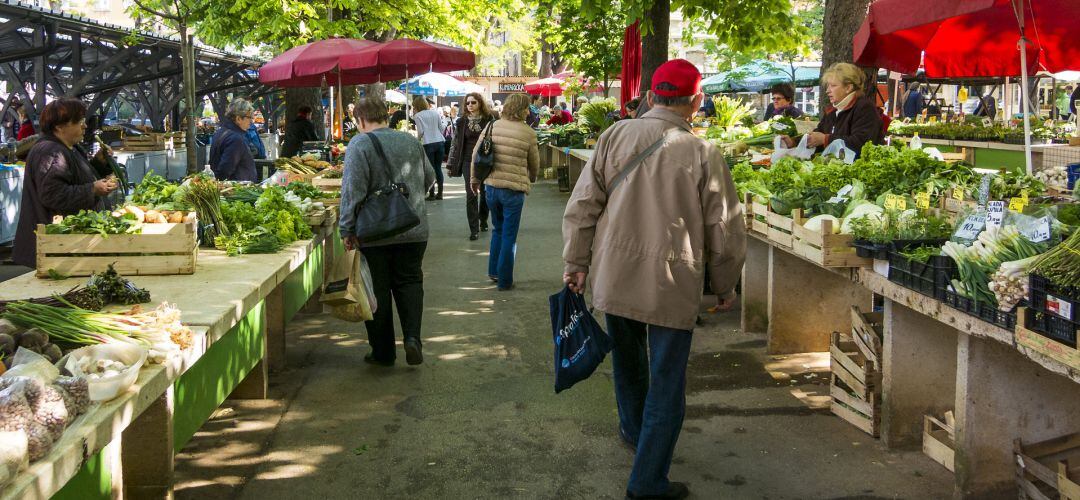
173, 177, 954, 499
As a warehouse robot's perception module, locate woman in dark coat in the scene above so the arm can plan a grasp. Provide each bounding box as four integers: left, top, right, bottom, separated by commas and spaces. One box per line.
780, 63, 884, 157
446, 92, 495, 241
13, 98, 118, 268
209, 98, 258, 182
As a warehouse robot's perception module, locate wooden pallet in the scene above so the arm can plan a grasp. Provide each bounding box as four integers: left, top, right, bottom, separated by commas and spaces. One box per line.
36, 221, 198, 277
791, 216, 872, 268
830, 329, 881, 437
1016, 308, 1080, 372
1016, 432, 1080, 500
923, 413, 956, 472
121, 133, 179, 151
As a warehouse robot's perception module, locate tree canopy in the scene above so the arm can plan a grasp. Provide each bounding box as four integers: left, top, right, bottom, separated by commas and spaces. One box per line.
538, 0, 625, 95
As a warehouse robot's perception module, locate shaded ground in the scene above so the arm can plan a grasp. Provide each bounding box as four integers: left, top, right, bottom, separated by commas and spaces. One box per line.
174, 178, 954, 499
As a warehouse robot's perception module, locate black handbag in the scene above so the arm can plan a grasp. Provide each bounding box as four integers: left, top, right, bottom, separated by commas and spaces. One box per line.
352, 132, 421, 243
472, 121, 496, 182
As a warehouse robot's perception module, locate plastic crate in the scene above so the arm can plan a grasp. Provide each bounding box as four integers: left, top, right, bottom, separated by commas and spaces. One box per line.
1026, 310, 1078, 348
888, 251, 956, 301
1026, 273, 1079, 347
853, 240, 890, 260
944, 289, 1018, 330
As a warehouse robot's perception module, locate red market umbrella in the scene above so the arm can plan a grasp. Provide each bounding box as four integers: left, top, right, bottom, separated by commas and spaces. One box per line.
258, 38, 382, 87
852, 0, 1080, 173
524, 77, 564, 97
620, 21, 642, 116
339, 39, 476, 81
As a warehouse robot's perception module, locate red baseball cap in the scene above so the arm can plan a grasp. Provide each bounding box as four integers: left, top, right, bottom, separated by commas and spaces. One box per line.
651, 59, 702, 97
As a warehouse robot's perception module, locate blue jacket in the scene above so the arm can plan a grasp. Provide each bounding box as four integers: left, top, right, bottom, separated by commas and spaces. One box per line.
902, 91, 925, 118
246, 123, 266, 159
209, 120, 257, 182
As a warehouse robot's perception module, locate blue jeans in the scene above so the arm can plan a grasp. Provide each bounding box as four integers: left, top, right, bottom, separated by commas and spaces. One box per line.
424, 142, 444, 195
606, 314, 693, 496
486, 186, 524, 288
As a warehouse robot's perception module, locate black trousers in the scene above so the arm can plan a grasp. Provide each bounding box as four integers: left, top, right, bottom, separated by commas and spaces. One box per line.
463, 164, 489, 234
360, 242, 427, 363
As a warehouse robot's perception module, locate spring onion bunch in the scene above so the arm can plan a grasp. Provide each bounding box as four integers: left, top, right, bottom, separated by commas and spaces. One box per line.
1029, 229, 1080, 290
941, 225, 1043, 307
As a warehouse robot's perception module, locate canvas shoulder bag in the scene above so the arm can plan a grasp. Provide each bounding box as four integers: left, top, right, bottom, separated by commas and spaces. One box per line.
472, 120, 496, 182
352, 132, 421, 242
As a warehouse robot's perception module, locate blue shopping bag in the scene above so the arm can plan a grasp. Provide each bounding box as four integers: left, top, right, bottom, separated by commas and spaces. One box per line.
549, 286, 614, 393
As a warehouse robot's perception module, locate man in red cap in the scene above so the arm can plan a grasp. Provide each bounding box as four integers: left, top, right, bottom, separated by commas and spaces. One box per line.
561, 59, 746, 499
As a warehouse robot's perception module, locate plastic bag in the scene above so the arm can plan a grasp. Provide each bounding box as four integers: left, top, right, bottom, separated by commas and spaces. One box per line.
771, 134, 816, 163
921, 147, 945, 161
822, 139, 857, 164
260, 169, 291, 187
549, 287, 614, 393
2, 348, 58, 383
322, 250, 377, 315
0, 430, 29, 486
60, 344, 147, 402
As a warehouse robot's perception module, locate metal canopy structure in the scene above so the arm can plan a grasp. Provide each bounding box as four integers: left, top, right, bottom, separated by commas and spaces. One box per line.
0, 0, 277, 132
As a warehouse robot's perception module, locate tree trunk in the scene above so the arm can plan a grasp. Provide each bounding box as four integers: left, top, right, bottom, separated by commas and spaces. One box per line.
639, 0, 670, 95
180, 28, 199, 174
285, 87, 324, 140
540, 41, 553, 78
820, 0, 873, 112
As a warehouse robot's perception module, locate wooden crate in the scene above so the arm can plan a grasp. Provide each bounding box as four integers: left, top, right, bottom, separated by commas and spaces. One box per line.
791, 216, 872, 268
121, 133, 171, 151
748, 200, 797, 248
1016, 308, 1080, 372
315, 197, 340, 207
851, 306, 884, 363
830, 330, 881, 437
312, 172, 343, 191
303, 206, 338, 228
36, 222, 197, 277
1015, 432, 1080, 500
923, 413, 956, 472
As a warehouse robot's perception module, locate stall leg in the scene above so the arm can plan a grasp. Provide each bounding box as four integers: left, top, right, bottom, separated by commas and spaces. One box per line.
740, 237, 770, 334
265, 285, 287, 373
767, 247, 872, 354
880, 300, 957, 448
121, 387, 175, 499
230, 306, 269, 399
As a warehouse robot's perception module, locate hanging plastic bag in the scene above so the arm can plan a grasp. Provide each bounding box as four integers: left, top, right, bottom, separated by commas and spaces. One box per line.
549, 287, 614, 394
921, 147, 945, 161
771, 134, 816, 163
260, 169, 291, 188
822, 139, 857, 164
323, 250, 376, 321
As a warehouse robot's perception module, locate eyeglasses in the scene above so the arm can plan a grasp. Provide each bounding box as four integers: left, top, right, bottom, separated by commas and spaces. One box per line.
771, 97, 786, 102
466, 101, 478, 105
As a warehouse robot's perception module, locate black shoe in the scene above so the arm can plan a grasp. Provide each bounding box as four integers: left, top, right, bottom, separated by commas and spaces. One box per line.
436, 193, 443, 200
497, 284, 515, 292
426, 195, 436, 201
488, 275, 498, 283
626, 482, 689, 500
404, 339, 423, 365
480, 223, 488, 232
363, 353, 394, 367
618, 426, 637, 453
469, 232, 479, 241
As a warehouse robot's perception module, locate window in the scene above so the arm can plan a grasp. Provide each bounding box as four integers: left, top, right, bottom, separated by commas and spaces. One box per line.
796, 88, 819, 117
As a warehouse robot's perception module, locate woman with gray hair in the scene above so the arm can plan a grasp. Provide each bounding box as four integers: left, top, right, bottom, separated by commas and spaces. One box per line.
209, 98, 257, 181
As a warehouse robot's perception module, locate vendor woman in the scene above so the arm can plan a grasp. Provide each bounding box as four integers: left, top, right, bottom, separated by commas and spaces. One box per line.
780, 62, 883, 156
13, 98, 118, 268
209, 98, 258, 182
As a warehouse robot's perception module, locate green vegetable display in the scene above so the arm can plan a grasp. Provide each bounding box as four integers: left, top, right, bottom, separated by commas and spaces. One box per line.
130, 173, 191, 210
216, 185, 313, 256
45, 210, 140, 236
285, 181, 323, 200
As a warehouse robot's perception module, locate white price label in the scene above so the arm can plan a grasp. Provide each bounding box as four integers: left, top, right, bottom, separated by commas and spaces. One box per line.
954, 214, 985, 240
770, 121, 788, 131
826, 196, 848, 204
1022, 216, 1052, 243
986, 201, 1005, 228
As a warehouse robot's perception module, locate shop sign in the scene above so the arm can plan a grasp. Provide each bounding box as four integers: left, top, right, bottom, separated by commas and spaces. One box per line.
499, 82, 526, 92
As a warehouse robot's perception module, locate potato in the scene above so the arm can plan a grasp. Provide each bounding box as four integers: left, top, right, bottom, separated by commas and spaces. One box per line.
124, 205, 146, 223
144, 210, 167, 224
166, 211, 184, 223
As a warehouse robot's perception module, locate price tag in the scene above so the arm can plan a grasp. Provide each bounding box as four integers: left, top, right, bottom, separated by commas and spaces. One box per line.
770, 121, 789, 131
915, 192, 931, 209
954, 213, 986, 240
977, 174, 993, 207
986, 201, 1005, 228
952, 186, 965, 201
929, 116, 939, 123
1021, 189, 1029, 204
884, 194, 907, 210
1008, 197, 1026, 212
1023, 216, 1052, 243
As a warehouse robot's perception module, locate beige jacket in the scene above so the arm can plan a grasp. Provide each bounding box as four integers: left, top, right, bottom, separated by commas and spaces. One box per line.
471, 119, 539, 193
562, 108, 746, 331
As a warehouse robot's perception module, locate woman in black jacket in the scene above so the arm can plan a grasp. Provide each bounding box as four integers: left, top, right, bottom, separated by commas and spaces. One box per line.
446, 92, 495, 241
208, 98, 258, 182
780, 63, 884, 157
13, 98, 118, 268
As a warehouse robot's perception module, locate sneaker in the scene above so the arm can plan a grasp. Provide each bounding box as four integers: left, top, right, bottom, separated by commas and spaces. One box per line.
480, 223, 489, 232
470, 232, 479, 241
404, 339, 424, 365
488, 275, 498, 283
363, 353, 394, 367
625, 482, 689, 500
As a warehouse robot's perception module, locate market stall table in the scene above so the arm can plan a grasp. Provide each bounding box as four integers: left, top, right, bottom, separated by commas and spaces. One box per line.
567, 148, 592, 190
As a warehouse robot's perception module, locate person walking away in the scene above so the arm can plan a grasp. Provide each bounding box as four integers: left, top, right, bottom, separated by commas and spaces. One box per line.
13, 98, 119, 268
763, 83, 804, 120
16, 104, 35, 140
471, 93, 538, 291
413, 96, 447, 200
562, 59, 746, 500
339, 97, 436, 366
902, 83, 925, 119
209, 98, 258, 181
447, 92, 494, 240
280, 105, 320, 158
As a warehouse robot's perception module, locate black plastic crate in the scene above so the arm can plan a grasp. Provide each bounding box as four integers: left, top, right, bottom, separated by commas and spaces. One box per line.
1026, 309, 1078, 348
944, 289, 977, 314
854, 240, 890, 260
977, 303, 1018, 330
888, 250, 955, 301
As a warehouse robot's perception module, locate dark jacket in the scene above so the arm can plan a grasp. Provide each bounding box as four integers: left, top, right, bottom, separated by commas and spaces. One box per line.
813, 95, 884, 157
280, 116, 319, 158
902, 91, 925, 118
764, 104, 804, 120
209, 120, 257, 182
973, 94, 998, 119
13, 135, 113, 267
1071, 86, 1080, 116
446, 115, 493, 177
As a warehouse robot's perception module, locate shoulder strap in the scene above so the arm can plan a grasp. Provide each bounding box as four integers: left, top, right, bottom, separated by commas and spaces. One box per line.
365, 131, 395, 184
606, 128, 681, 193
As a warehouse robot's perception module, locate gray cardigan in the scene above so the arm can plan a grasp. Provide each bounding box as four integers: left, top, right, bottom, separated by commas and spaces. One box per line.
339, 127, 436, 247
